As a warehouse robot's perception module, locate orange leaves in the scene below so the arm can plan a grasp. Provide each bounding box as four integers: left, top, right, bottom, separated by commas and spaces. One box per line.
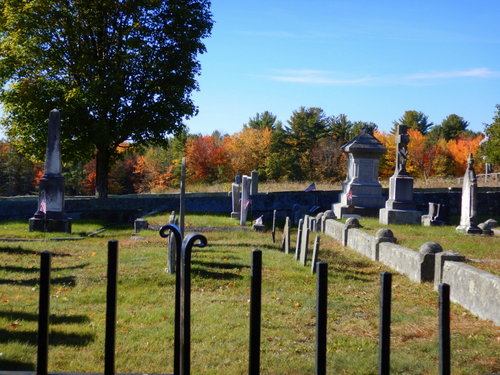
447, 135, 484, 175
185, 135, 232, 183
226, 127, 272, 175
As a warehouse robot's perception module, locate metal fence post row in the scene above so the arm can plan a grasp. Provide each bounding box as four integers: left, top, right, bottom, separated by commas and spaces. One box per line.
379, 272, 392, 375
315, 262, 328, 375
37, 251, 52, 375
249, 250, 262, 375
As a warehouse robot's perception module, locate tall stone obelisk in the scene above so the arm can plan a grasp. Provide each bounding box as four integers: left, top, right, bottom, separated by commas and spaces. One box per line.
456, 153, 482, 234
29, 109, 72, 233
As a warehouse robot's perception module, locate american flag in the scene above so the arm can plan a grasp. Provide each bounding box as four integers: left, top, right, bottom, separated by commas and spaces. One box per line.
245, 198, 252, 209
40, 197, 47, 214
346, 189, 353, 202
304, 182, 316, 192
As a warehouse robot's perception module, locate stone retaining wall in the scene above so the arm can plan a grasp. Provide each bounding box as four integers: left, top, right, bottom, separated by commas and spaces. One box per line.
440, 261, 500, 325
323, 218, 500, 325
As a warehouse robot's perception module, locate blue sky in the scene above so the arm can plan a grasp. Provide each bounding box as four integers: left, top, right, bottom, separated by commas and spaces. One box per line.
185, 0, 500, 135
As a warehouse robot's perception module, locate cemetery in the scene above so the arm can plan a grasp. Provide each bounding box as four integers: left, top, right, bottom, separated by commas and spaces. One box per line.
1, 121, 499, 375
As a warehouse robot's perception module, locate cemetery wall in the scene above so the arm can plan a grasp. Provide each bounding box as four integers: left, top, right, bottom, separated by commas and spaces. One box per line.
0, 188, 499, 222
441, 261, 500, 325
324, 219, 500, 325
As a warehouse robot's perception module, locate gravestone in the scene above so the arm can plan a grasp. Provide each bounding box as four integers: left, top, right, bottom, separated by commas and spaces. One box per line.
281, 216, 291, 253
456, 154, 482, 234
379, 125, 421, 225
29, 109, 72, 233
300, 216, 310, 266
272, 209, 277, 243
333, 130, 386, 218
295, 218, 303, 260
421, 202, 449, 226
310, 234, 320, 274
240, 175, 252, 226
250, 170, 259, 195
230, 182, 241, 219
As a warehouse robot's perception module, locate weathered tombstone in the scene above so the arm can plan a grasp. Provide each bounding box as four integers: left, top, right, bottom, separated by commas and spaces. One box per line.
179, 157, 186, 237
250, 170, 259, 195
311, 234, 320, 274
271, 210, 277, 243
421, 202, 448, 226
456, 154, 482, 234
419, 242, 443, 282
281, 216, 291, 253
29, 109, 72, 233
300, 216, 310, 266
321, 210, 335, 232
230, 182, 241, 219
167, 211, 179, 273
379, 125, 421, 225
134, 218, 149, 233
295, 218, 303, 260
240, 175, 252, 226
333, 130, 386, 218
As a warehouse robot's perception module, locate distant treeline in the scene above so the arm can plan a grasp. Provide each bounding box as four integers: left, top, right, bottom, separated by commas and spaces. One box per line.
1, 106, 498, 196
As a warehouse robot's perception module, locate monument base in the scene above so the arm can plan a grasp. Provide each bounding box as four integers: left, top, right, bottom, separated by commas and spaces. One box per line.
29, 217, 72, 233
379, 208, 422, 225
230, 212, 240, 219
456, 225, 482, 235
333, 203, 382, 218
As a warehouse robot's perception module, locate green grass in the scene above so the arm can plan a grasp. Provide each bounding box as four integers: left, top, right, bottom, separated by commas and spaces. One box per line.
1, 216, 499, 374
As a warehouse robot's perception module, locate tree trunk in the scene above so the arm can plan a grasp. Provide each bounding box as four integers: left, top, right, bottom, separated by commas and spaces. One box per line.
95, 148, 109, 199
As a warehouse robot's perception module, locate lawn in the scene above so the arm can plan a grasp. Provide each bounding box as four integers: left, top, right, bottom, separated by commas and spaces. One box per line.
1, 215, 499, 374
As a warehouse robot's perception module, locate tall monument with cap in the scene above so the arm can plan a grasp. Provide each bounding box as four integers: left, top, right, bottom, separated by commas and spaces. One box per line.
29, 109, 72, 233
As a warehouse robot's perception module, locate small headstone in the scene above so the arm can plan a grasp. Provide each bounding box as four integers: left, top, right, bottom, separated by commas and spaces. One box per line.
271, 210, 277, 243
310, 234, 320, 274
300, 216, 310, 266
456, 154, 482, 234
419, 241, 443, 282
230, 182, 241, 219
295, 218, 303, 260
421, 202, 448, 226
240, 175, 252, 226
134, 218, 149, 233
253, 215, 265, 232
282, 216, 291, 253
251, 170, 259, 195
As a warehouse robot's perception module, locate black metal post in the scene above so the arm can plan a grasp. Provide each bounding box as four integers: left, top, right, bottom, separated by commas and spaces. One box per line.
105, 240, 119, 375
439, 283, 451, 375
179, 233, 207, 375
316, 262, 328, 375
249, 250, 262, 375
37, 251, 52, 375
378, 272, 392, 375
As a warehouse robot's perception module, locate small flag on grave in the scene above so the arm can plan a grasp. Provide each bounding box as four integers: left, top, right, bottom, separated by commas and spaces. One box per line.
305, 182, 316, 192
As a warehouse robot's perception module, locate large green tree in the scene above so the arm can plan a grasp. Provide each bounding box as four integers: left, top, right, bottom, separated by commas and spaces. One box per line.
0, 0, 213, 198
429, 114, 469, 141
245, 111, 281, 130
392, 110, 433, 134
479, 104, 500, 168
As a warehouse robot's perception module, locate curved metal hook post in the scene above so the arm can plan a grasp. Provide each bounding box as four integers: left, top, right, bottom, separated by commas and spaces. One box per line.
178, 232, 207, 375
159, 224, 183, 375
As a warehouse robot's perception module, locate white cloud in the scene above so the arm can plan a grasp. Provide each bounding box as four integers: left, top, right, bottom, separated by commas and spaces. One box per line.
407, 68, 500, 80
267, 69, 374, 85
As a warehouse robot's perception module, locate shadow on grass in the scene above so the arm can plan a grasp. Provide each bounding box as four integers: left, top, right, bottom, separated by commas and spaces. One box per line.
0, 246, 71, 257
0, 311, 90, 325
0, 329, 94, 347
0, 275, 76, 287
191, 259, 249, 271
191, 267, 243, 280
0, 263, 89, 274
0, 358, 35, 371
210, 242, 278, 251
